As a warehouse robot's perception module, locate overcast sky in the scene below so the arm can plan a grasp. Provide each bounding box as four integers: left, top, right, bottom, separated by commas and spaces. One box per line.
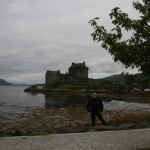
0, 0, 142, 84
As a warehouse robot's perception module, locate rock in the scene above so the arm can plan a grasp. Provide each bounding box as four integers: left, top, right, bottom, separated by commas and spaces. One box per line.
73, 120, 85, 126
45, 127, 58, 134
12, 130, 23, 136
58, 125, 88, 134
86, 129, 99, 132
49, 115, 65, 119
117, 123, 136, 130
91, 125, 116, 131
59, 108, 67, 114
135, 121, 150, 128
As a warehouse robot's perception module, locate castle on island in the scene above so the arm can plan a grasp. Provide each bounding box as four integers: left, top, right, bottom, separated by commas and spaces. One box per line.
45, 61, 96, 86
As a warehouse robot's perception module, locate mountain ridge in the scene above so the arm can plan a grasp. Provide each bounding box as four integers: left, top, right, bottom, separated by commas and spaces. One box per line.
96, 73, 148, 84
0, 79, 13, 85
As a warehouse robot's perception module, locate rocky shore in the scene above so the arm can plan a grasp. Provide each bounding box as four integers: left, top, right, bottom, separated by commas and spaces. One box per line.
0, 105, 150, 136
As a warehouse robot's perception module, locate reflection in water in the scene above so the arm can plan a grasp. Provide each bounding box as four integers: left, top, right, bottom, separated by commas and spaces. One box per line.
45, 94, 88, 109
45, 94, 150, 113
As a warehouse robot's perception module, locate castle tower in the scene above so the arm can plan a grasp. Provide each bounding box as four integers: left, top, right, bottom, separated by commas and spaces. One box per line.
68, 61, 88, 79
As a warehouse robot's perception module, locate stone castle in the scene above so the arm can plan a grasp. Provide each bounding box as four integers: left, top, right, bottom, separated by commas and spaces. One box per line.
45, 61, 95, 86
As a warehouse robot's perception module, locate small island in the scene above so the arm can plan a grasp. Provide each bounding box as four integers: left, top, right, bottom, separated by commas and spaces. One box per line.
24, 61, 150, 95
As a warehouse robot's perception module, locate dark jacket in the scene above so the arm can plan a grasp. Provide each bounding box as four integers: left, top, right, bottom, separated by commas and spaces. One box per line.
87, 98, 103, 113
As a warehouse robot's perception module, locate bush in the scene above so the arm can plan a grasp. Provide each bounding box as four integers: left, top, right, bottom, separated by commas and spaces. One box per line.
52, 82, 62, 89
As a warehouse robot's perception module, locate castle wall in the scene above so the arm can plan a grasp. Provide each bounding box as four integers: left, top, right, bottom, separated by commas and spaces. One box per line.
69, 67, 88, 79
88, 78, 96, 85
45, 62, 95, 86
60, 74, 73, 83
45, 70, 61, 86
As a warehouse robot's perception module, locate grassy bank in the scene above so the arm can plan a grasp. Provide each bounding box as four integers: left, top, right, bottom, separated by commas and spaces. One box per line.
24, 83, 150, 98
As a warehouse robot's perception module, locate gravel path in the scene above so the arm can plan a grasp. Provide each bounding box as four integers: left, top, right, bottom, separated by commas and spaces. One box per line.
0, 128, 150, 150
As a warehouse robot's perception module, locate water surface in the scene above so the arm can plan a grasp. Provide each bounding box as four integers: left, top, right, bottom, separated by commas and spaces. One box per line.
0, 86, 150, 120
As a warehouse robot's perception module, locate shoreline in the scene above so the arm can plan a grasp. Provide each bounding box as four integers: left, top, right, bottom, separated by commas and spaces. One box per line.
24, 88, 150, 104
24, 88, 150, 98
0, 86, 149, 137
0, 106, 150, 137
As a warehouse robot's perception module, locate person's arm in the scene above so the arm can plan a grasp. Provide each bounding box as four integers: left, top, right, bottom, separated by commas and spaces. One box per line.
99, 100, 103, 112
87, 100, 91, 112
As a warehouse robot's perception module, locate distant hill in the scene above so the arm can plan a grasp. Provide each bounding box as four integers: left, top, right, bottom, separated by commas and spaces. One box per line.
97, 74, 123, 84
96, 74, 124, 84
96, 73, 149, 84
0, 79, 12, 85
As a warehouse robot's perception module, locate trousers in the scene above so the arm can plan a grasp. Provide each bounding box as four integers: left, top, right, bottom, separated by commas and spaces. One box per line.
90, 112, 107, 126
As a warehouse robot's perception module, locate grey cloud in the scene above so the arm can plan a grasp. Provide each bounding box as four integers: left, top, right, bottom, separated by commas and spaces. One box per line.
0, 0, 140, 84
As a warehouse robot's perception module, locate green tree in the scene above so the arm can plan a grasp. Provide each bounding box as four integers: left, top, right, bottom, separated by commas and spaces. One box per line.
89, 0, 150, 76
52, 81, 61, 89
121, 72, 136, 85
101, 80, 112, 85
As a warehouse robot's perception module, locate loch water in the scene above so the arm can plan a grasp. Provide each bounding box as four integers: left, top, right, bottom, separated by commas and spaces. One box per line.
0, 86, 150, 120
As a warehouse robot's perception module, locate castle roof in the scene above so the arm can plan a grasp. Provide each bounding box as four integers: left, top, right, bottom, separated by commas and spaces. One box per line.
70, 61, 87, 68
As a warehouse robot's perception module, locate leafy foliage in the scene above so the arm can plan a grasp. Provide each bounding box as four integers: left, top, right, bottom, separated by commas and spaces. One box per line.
121, 72, 137, 85
100, 80, 112, 85
89, 0, 150, 76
